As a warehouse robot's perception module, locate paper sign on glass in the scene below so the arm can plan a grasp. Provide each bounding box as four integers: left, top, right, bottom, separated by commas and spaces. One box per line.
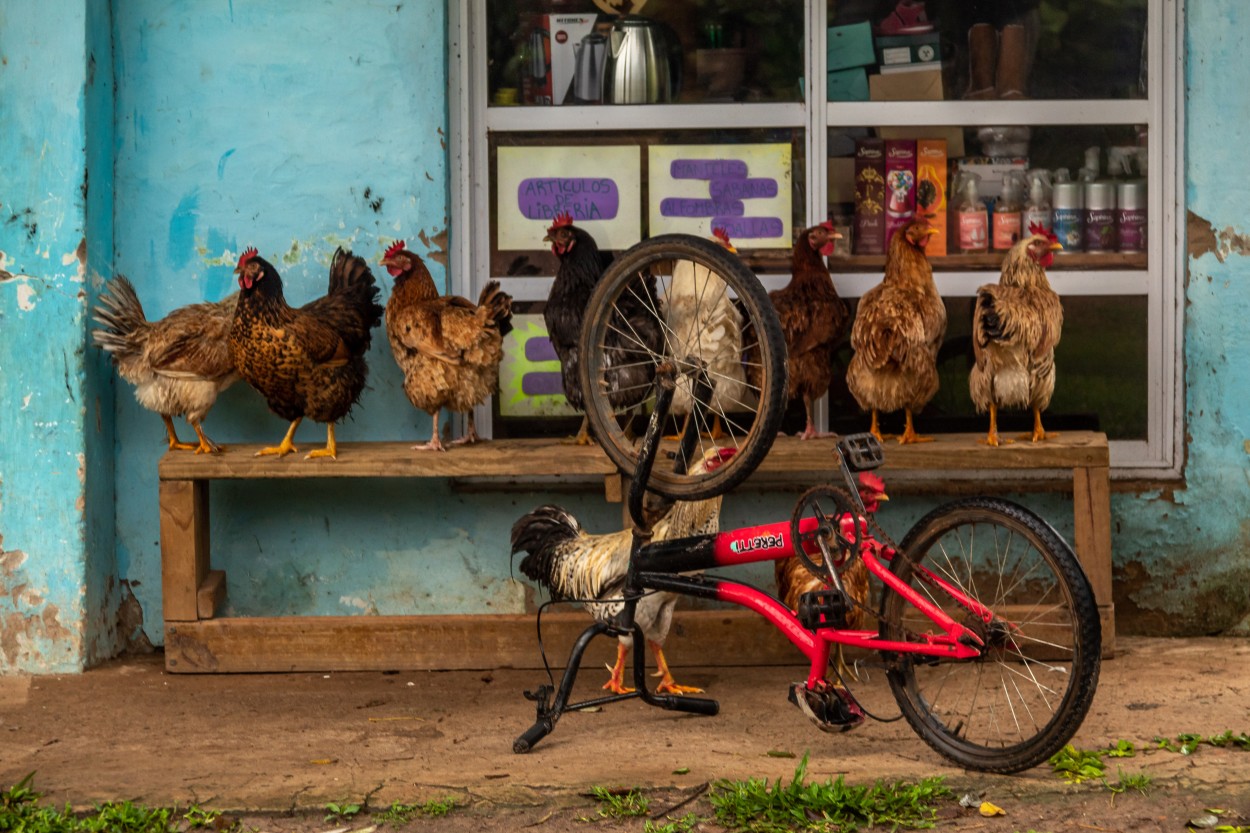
648, 144, 792, 247
497, 145, 642, 251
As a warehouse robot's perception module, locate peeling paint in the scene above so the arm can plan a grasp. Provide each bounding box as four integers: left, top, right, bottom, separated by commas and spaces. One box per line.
1186, 210, 1250, 263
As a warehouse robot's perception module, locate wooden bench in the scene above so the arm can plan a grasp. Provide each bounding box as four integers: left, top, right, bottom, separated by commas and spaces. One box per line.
158, 432, 1114, 673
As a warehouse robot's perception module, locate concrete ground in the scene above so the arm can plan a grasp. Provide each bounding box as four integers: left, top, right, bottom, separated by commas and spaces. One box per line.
1, 636, 1249, 830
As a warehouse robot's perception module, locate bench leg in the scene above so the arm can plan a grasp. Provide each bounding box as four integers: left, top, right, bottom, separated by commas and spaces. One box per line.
1072, 465, 1115, 656
160, 479, 212, 623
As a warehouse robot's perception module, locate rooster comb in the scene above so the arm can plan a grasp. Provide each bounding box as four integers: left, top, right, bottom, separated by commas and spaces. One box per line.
819, 220, 835, 231
712, 227, 731, 245
1028, 222, 1058, 242
858, 471, 886, 495
548, 212, 574, 232
384, 240, 406, 260
237, 247, 258, 269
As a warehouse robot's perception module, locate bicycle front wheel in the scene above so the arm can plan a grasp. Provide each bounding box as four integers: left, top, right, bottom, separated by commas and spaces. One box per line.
579, 234, 787, 500
879, 497, 1101, 773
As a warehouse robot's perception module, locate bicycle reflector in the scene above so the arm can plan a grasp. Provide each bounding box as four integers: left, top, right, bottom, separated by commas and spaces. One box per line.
837, 433, 884, 472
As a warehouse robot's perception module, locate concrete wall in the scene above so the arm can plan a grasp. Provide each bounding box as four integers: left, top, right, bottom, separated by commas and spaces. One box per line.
0, 0, 1247, 673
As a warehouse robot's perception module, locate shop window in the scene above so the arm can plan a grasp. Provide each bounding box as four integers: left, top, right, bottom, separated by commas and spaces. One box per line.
456, 0, 1177, 473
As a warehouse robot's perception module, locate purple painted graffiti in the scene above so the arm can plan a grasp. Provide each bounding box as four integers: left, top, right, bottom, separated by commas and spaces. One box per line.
517, 178, 619, 222
669, 159, 748, 180
713, 216, 785, 239
659, 198, 745, 218
522, 372, 565, 396
709, 177, 778, 200
524, 336, 559, 363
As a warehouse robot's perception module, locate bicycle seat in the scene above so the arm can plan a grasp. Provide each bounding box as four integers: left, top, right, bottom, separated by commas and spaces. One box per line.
837, 433, 884, 472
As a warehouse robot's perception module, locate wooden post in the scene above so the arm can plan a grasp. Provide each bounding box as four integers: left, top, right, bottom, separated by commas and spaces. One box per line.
159, 479, 210, 623
1072, 464, 1115, 655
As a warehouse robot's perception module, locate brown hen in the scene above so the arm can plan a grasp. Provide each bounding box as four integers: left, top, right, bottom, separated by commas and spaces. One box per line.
847, 220, 945, 444
381, 241, 512, 452
969, 226, 1065, 446
92, 276, 237, 453
769, 222, 850, 440
775, 473, 889, 681
230, 247, 384, 459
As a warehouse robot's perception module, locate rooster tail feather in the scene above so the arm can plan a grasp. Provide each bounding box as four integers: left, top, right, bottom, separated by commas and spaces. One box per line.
477, 280, 514, 337
91, 275, 147, 359
511, 505, 582, 589
328, 247, 385, 326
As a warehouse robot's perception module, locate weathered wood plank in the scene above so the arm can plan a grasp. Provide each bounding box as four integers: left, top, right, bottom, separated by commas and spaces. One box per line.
163, 609, 798, 673
159, 480, 209, 622
197, 569, 227, 620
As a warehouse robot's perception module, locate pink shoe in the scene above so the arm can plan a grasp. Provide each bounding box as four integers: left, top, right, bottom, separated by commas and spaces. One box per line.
876, 0, 935, 36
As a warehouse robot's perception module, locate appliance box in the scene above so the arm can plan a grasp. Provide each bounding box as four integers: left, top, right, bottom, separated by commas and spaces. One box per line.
531, 14, 599, 105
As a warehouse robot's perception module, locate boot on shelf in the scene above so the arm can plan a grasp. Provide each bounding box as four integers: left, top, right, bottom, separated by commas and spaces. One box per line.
995, 23, 1032, 99
964, 22, 997, 100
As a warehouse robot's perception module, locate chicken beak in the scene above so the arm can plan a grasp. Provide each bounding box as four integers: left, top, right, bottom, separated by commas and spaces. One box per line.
923, 227, 939, 239
1050, 241, 1064, 251
876, 493, 889, 502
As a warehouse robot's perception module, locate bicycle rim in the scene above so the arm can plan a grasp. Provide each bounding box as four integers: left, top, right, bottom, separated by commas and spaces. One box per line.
880, 497, 1101, 772
579, 234, 787, 500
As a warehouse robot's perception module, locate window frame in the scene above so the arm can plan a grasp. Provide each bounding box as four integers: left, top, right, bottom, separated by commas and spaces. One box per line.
450, 0, 1184, 478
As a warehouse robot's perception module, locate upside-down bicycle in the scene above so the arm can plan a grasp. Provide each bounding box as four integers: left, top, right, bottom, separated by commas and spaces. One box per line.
513, 234, 1100, 773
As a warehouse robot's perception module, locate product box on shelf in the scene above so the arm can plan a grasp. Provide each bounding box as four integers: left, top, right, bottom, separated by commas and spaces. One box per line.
828, 67, 869, 101
853, 138, 887, 255
827, 22, 876, 71
874, 32, 942, 67
868, 68, 944, 102
527, 14, 598, 106
954, 156, 1029, 200
884, 139, 917, 249
916, 139, 947, 257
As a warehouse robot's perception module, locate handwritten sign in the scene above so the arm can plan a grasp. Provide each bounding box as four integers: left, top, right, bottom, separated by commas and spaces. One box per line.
649, 144, 792, 247
498, 146, 641, 251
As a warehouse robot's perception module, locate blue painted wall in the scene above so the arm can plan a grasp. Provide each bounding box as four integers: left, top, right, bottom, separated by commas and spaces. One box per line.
0, 0, 1248, 672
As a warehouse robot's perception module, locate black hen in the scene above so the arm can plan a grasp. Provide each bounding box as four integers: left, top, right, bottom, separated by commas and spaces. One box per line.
229, 247, 384, 459
542, 214, 662, 444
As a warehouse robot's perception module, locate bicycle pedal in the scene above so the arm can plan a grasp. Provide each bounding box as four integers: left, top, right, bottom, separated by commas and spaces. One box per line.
797, 589, 850, 631
788, 683, 865, 733
837, 433, 884, 472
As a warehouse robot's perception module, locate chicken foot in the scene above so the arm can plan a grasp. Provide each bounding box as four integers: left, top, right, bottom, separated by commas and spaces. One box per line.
980, 403, 1013, 447
190, 422, 224, 454
897, 408, 934, 444
256, 418, 301, 458
412, 410, 447, 452
449, 412, 482, 447
305, 422, 338, 460
651, 641, 704, 694
1019, 406, 1059, 443
560, 415, 592, 446
163, 416, 200, 452
798, 396, 832, 441
602, 643, 634, 694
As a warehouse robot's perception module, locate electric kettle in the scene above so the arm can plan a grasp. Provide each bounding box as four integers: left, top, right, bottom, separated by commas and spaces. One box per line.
601, 16, 682, 104
573, 32, 608, 103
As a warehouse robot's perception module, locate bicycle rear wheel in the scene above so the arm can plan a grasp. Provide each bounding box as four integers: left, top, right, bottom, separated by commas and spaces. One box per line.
579, 234, 787, 500
879, 497, 1101, 773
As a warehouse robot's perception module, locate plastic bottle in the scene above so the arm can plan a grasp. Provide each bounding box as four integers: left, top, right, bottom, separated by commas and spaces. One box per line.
1078, 146, 1101, 183
992, 171, 1024, 250
955, 172, 988, 254
1023, 172, 1052, 235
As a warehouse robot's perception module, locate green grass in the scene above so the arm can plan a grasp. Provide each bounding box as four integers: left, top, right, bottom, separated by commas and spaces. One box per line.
707, 755, 951, 832
590, 786, 650, 819
375, 797, 459, 825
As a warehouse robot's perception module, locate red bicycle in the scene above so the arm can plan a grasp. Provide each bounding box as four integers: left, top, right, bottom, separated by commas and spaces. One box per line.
514, 235, 1101, 773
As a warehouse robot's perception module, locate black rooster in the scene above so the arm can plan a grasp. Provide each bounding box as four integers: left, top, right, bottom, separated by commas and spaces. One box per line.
543, 214, 662, 444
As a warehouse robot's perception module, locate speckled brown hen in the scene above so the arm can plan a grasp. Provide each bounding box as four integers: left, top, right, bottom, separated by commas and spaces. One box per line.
381, 241, 512, 452
229, 247, 383, 459
970, 226, 1065, 446
769, 221, 850, 440
92, 276, 237, 454
847, 220, 945, 444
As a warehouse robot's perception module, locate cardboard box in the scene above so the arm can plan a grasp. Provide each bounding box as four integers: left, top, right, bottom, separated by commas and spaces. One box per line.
874, 32, 942, 67
916, 139, 948, 257
853, 138, 886, 255
528, 14, 598, 105
868, 68, 944, 102
884, 139, 917, 248
827, 22, 876, 71
827, 156, 857, 205
827, 67, 869, 101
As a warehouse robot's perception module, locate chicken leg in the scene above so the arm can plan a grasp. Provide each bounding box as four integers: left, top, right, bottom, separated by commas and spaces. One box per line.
980, 403, 1013, 447
412, 410, 447, 452
190, 422, 224, 455
1021, 406, 1058, 443
305, 422, 338, 460
163, 416, 199, 452
798, 395, 830, 441
603, 642, 634, 694
256, 418, 301, 458
650, 641, 703, 694
897, 408, 934, 444
449, 412, 482, 447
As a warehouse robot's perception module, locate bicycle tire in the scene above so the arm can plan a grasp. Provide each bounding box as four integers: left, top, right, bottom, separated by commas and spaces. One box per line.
879, 497, 1101, 773
578, 234, 787, 500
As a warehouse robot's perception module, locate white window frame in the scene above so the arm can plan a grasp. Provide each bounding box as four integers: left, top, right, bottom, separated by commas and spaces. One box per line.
451, 0, 1184, 478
